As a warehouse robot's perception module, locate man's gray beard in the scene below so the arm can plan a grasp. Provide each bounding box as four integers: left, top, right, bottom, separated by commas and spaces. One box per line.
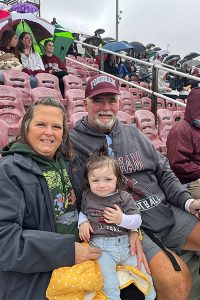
94, 117, 116, 131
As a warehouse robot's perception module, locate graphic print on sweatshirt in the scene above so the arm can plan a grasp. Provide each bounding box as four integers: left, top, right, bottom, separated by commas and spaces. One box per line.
117, 151, 162, 211
43, 169, 77, 225
90, 207, 125, 233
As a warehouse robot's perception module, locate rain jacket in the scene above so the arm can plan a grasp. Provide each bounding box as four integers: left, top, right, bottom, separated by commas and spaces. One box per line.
0, 142, 84, 300
70, 117, 191, 236
167, 88, 200, 184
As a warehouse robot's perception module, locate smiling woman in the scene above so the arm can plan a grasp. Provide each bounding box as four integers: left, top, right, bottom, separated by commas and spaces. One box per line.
26, 104, 64, 158
0, 97, 101, 300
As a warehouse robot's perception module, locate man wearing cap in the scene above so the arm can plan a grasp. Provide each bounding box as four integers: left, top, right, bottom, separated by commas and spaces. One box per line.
70, 74, 200, 300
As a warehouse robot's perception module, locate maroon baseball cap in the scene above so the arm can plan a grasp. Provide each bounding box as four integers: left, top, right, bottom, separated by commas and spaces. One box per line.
85, 74, 120, 98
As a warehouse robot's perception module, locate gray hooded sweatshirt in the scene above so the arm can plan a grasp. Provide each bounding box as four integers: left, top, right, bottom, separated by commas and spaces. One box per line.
70, 116, 191, 236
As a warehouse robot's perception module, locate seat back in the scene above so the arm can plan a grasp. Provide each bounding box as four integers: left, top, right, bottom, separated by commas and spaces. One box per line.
75, 68, 87, 83
31, 87, 62, 103
139, 82, 149, 97
86, 64, 99, 77
63, 75, 84, 97
120, 90, 136, 118
165, 100, 177, 111
134, 110, 166, 152
0, 86, 24, 135
157, 109, 175, 141
0, 119, 9, 147
35, 73, 61, 95
129, 87, 142, 99
157, 97, 166, 109
66, 66, 77, 76
3, 70, 32, 106
65, 89, 86, 117
119, 81, 129, 91
117, 111, 132, 124
172, 110, 185, 122
141, 97, 152, 111
69, 111, 88, 129
0, 85, 24, 113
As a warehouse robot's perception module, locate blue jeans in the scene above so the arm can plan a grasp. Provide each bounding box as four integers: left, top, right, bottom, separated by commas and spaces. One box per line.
91, 235, 156, 300
30, 75, 37, 88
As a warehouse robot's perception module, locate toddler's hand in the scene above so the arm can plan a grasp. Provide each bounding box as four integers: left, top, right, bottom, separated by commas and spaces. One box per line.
104, 204, 122, 225
79, 221, 94, 242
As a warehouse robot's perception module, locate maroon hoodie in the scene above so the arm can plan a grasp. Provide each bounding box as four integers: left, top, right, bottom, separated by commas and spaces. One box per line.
42, 54, 67, 72
167, 88, 200, 183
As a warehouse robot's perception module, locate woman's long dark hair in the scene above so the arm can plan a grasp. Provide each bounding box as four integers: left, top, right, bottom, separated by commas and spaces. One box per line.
0, 30, 19, 57
17, 32, 35, 53
0, 30, 16, 48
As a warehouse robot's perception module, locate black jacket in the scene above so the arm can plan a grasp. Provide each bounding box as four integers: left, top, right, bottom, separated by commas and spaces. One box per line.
0, 153, 84, 300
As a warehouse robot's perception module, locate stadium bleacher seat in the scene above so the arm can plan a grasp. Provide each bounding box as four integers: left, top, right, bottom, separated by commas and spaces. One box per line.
3, 70, 32, 107
172, 110, 185, 122
134, 109, 166, 153
157, 108, 175, 142
0, 86, 24, 136
69, 111, 88, 129
139, 81, 150, 97
129, 87, 142, 99
141, 97, 152, 111
0, 119, 9, 148
63, 75, 84, 97
65, 88, 86, 117
165, 100, 177, 111
31, 87, 67, 106
119, 90, 136, 121
117, 111, 132, 124
66, 66, 77, 76
157, 97, 166, 109
35, 73, 62, 96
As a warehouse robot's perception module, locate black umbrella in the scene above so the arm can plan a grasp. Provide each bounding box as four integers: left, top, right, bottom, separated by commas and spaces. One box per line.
83, 35, 105, 46
163, 54, 180, 65
94, 28, 105, 36
152, 46, 161, 52
130, 41, 145, 54
183, 52, 200, 61
103, 37, 116, 43
146, 43, 155, 49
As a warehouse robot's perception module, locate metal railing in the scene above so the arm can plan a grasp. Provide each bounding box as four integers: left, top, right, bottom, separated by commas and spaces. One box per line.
66, 41, 200, 117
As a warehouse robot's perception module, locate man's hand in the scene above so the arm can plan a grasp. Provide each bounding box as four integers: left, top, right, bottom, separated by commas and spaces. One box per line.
129, 231, 151, 275
79, 221, 94, 242
75, 242, 101, 264
104, 204, 122, 225
189, 199, 200, 219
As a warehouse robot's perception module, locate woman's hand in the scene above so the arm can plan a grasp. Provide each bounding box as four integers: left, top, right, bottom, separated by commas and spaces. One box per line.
104, 204, 122, 225
79, 221, 94, 242
75, 242, 101, 264
129, 231, 151, 275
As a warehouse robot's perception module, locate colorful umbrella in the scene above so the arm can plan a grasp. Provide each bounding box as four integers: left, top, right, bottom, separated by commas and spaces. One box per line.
0, 3, 9, 11
0, 9, 10, 20
11, 3, 38, 13
41, 23, 74, 61
0, 12, 54, 41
